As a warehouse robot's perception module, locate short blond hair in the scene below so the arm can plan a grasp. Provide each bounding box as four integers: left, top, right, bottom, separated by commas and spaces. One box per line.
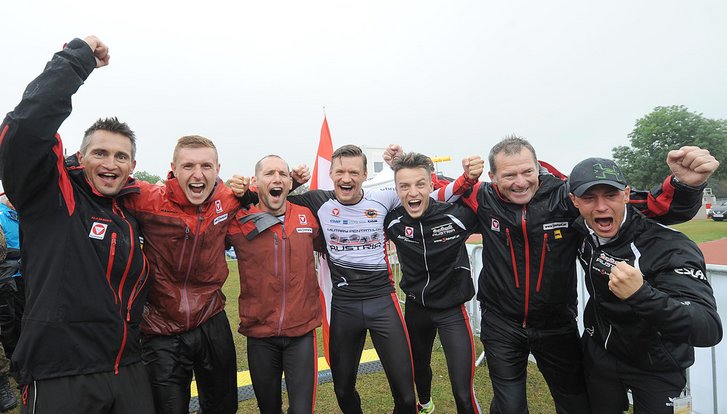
173, 135, 218, 163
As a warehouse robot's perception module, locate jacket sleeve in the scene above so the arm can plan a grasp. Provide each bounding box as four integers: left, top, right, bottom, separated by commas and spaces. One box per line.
0, 38, 96, 210
624, 247, 723, 348
628, 176, 705, 225
431, 172, 479, 203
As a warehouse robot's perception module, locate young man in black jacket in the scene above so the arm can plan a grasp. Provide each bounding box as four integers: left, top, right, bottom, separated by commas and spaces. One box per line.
384, 153, 483, 414
0, 36, 153, 413
568, 157, 722, 413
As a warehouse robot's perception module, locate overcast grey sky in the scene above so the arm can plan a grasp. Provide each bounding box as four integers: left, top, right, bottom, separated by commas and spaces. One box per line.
2, 0, 725, 181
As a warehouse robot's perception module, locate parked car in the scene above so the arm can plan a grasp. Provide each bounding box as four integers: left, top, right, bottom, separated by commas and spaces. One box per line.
709, 201, 727, 221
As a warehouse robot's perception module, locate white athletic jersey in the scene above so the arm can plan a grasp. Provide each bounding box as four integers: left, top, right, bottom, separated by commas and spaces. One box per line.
290, 186, 400, 299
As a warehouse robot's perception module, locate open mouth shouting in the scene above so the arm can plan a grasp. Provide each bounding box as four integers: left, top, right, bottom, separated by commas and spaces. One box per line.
189, 182, 206, 194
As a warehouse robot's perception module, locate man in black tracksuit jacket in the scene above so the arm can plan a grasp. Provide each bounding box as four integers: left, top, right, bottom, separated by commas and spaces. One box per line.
0, 37, 153, 413
385, 153, 482, 414
454, 136, 717, 413
568, 157, 722, 413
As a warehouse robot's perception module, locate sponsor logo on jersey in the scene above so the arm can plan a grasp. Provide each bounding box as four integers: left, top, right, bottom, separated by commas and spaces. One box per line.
215, 200, 223, 214
593, 251, 627, 275
543, 222, 568, 230
554, 229, 563, 239
89, 222, 108, 240
432, 223, 455, 237
214, 213, 228, 225
674, 267, 707, 281
405, 226, 414, 238
298, 214, 308, 225
332, 208, 340, 217
364, 209, 378, 219
491, 218, 500, 232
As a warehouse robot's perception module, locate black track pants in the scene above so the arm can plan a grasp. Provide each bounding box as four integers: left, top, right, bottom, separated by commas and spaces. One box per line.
480, 308, 590, 414
405, 299, 481, 413
142, 311, 238, 414
20, 362, 154, 414
329, 294, 417, 414
247, 330, 318, 414
583, 335, 686, 414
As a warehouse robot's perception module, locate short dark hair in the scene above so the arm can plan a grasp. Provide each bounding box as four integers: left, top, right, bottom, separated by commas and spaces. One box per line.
391, 152, 434, 175
331, 144, 367, 173
254, 154, 288, 175
488, 135, 537, 174
82, 117, 136, 160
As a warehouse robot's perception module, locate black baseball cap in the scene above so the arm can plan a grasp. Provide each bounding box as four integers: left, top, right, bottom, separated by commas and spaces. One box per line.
568, 157, 628, 197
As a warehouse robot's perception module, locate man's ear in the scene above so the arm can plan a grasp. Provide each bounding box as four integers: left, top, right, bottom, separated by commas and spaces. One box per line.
76, 151, 84, 163
250, 176, 257, 187
488, 171, 495, 182
569, 193, 579, 208
623, 186, 631, 204
129, 160, 137, 176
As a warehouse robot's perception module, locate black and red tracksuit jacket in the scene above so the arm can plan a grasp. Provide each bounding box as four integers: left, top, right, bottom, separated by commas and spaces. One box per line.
0, 39, 151, 384
459, 169, 705, 329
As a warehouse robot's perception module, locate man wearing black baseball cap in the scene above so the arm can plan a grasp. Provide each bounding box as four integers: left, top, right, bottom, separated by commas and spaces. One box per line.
569, 157, 723, 413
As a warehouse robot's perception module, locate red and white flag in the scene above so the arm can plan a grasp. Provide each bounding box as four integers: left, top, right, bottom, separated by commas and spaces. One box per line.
312, 116, 334, 364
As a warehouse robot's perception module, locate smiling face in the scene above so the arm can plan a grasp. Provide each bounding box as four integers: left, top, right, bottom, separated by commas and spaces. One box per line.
330, 155, 367, 204
171, 147, 220, 205
78, 130, 136, 197
254, 156, 291, 215
488, 147, 540, 205
570, 184, 631, 238
395, 167, 432, 219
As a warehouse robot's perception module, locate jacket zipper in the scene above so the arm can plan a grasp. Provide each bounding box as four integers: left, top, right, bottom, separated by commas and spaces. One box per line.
536, 233, 549, 292
277, 226, 287, 336
521, 206, 531, 328
106, 233, 119, 304
420, 222, 431, 307
586, 242, 609, 348
182, 209, 204, 330
126, 255, 150, 321
107, 200, 139, 374
506, 228, 520, 288
177, 227, 190, 272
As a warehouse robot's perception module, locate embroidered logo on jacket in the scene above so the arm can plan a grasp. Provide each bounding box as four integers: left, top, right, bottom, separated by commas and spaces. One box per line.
89, 222, 108, 240
215, 200, 223, 214
491, 218, 500, 232
299, 214, 308, 225
405, 226, 414, 238
214, 213, 228, 225
296, 228, 313, 233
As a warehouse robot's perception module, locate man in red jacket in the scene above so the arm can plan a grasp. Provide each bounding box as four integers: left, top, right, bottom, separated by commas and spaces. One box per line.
227, 155, 322, 414
124, 135, 241, 414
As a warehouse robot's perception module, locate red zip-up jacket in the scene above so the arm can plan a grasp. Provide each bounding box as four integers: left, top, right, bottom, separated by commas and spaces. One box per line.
0, 39, 150, 384
124, 176, 241, 335
227, 202, 322, 338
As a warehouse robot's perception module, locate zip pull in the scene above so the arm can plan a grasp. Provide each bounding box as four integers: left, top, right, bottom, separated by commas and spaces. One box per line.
184, 226, 190, 240
506, 228, 510, 246
126, 309, 131, 322
544, 233, 550, 252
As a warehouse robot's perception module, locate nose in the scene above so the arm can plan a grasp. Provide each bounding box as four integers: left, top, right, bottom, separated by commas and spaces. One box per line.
593, 195, 609, 211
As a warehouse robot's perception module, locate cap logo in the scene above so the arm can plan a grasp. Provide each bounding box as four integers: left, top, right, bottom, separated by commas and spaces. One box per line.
593, 163, 625, 182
